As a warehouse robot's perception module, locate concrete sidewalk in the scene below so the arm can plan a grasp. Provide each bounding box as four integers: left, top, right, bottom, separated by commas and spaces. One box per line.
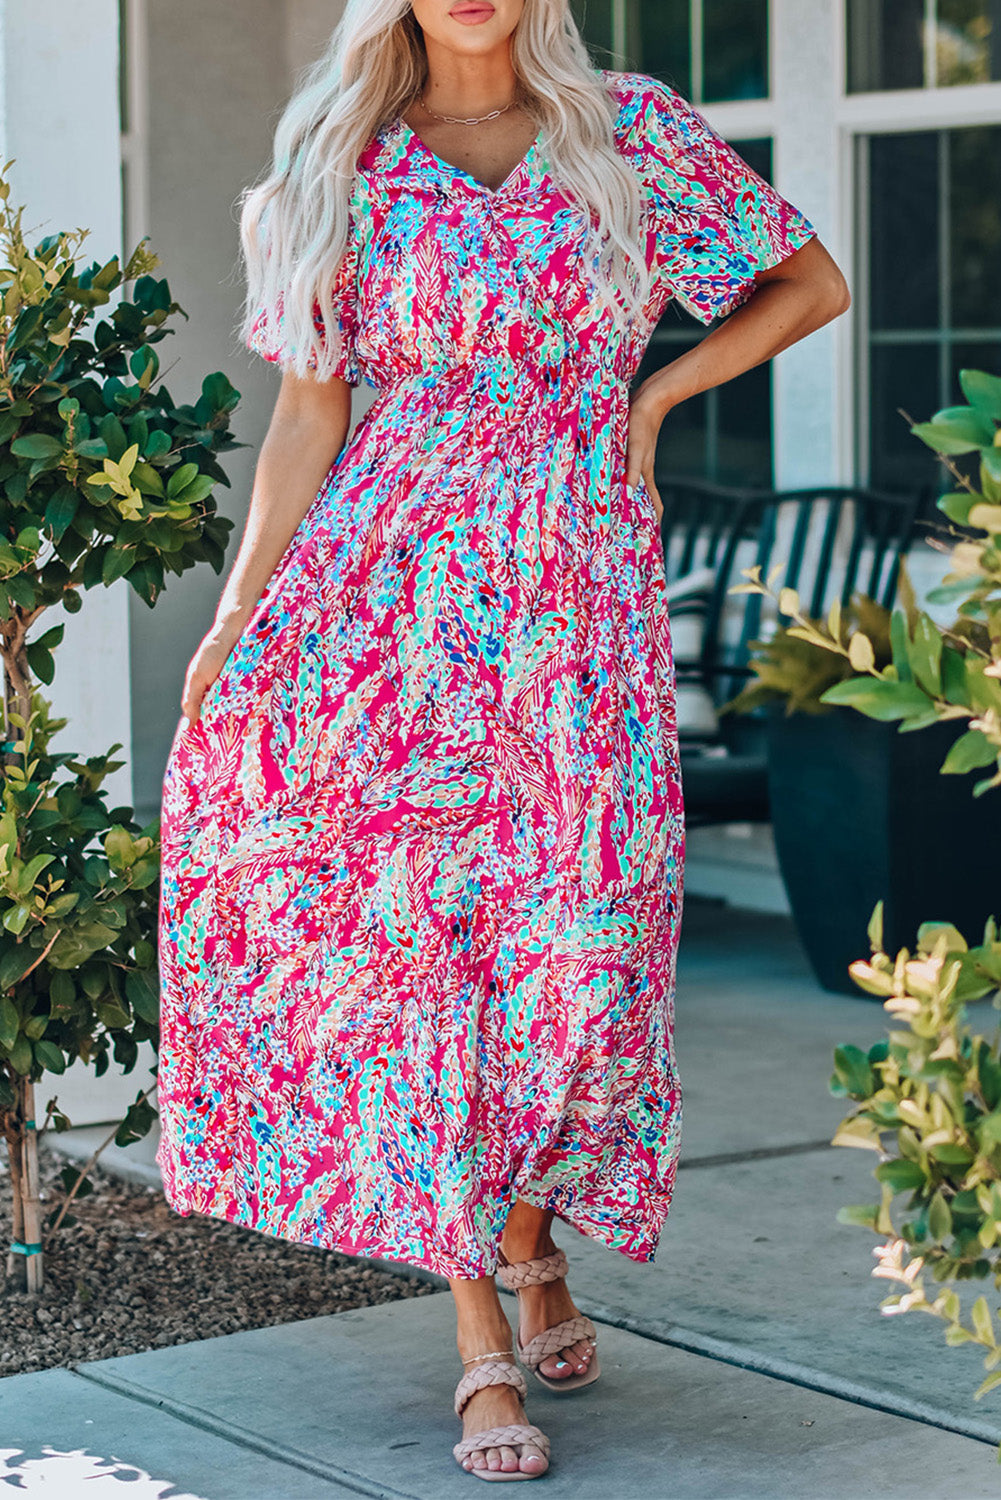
4, 1294, 998, 1499
6, 897, 1000, 1497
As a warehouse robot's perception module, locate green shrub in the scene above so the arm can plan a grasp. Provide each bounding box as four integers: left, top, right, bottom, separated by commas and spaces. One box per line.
0, 163, 240, 1291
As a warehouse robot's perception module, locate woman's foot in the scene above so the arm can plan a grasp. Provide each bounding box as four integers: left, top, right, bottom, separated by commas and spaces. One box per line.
499, 1224, 595, 1382
456, 1362, 549, 1476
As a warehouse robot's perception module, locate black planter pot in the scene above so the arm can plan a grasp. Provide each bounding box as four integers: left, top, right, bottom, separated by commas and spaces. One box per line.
766, 708, 1001, 995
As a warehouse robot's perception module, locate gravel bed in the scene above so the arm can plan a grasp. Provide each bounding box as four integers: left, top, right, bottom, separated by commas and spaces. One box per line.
1, 1137, 437, 1378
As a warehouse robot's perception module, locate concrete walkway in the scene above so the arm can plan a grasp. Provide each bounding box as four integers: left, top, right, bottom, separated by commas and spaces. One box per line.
5, 898, 1001, 1498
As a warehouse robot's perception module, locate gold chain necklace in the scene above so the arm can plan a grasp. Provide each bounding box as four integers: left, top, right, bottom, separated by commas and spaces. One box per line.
418, 91, 519, 127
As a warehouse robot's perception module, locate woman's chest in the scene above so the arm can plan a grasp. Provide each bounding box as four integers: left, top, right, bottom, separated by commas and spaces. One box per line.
352, 177, 654, 381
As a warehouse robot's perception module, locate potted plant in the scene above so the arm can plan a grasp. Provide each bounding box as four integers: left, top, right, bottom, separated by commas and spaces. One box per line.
725, 564, 1001, 996
0, 164, 240, 1290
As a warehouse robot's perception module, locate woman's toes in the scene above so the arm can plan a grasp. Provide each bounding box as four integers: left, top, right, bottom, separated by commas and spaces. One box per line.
520, 1444, 548, 1474
570, 1337, 594, 1364
539, 1351, 573, 1377
498, 1445, 520, 1471
486, 1446, 503, 1471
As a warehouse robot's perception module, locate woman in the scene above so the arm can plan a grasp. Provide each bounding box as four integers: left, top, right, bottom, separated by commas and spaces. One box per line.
156, 0, 849, 1483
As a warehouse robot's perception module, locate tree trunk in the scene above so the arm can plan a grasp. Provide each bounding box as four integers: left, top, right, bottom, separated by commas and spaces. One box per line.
2, 622, 43, 1290
4, 1076, 43, 1291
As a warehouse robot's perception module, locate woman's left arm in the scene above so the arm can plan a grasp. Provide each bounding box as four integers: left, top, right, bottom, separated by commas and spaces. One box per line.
626, 235, 851, 517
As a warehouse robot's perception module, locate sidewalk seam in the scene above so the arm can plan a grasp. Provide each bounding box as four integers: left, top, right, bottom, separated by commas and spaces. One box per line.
677, 1139, 837, 1169
578, 1310, 1001, 1449
70, 1366, 420, 1500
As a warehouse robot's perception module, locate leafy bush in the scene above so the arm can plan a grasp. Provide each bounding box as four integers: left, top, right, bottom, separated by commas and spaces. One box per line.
721, 592, 894, 717
0, 164, 241, 1290
831, 904, 1001, 1414
736, 369, 1000, 793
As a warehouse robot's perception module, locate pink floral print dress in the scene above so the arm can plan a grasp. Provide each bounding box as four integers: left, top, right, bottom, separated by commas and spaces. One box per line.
156, 72, 815, 1278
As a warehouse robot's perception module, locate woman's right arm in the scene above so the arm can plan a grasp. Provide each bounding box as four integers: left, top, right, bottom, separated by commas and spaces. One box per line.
180, 369, 353, 725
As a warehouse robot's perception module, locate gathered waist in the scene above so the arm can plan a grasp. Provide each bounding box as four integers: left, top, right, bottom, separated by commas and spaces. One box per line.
361, 354, 630, 432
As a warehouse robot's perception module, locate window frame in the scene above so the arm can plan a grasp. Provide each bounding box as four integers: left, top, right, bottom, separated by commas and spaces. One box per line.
585, 0, 771, 104
848, 83, 1001, 486
846, 0, 1001, 94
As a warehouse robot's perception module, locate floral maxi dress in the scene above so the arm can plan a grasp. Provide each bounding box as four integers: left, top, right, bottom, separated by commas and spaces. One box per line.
156, 72, 815, 1279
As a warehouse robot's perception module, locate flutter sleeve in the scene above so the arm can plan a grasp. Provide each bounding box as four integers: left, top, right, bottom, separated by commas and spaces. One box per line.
627, 76, 817, 326
245, 218, 362, 385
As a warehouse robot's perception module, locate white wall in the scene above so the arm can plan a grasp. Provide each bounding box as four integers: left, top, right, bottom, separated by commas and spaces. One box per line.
128, 0, 299, 824
0, 0, 133, 807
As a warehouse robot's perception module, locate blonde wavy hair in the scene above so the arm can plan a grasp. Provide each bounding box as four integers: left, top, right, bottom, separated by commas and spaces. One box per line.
238, 0, 652, 381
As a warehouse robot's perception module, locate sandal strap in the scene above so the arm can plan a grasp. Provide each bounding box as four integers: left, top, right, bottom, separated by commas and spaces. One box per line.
454, 1359, 527, 1418
495, 1247, 569, 1290
519, 1314, 597, 1370
453, 1424, 551, 1463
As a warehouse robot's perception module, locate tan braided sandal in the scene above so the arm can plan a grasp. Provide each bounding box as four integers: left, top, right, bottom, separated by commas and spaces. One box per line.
496, 1247, 601, 1393
452, 1353, 551, 1482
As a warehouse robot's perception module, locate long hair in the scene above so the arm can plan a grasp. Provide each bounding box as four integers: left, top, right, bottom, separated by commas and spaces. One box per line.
238, 0, 651, 381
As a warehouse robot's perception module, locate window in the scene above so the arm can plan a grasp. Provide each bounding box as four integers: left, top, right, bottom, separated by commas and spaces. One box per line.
859, 124, 1001, 491
637, 139, 777, 489
572, 4, 776, 485
572, 0, 769, 102
847, 0, 1001, 92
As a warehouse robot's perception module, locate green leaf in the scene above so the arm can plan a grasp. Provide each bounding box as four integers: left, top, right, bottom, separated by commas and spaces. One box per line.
911, 407, 995, 453
927, 1190, 954, 1243
868, 900, 884, 954
928, 1142, 975, 1166
959, 369, 1001, 422
95, 999, 130, 1030
819, 678, 931, 721
33, 1038, 65, 1073
833, 1043, 875, 1097
125, 966, 159, 1023
972, 1295, 997, 1347
941, 729, 998, 775
8, 1032, 31, 1074
875, 1159, 926, 1192
889, 611, 913, 682
940, 647, 970, 707
11, 433, 63, 460
936, 491, 979, 526
0, 994, 19, 1049
908, 614, 942, 696
167, 462, 199, 499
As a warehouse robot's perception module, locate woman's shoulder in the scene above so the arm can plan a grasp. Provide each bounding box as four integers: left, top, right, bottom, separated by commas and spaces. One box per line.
598, 69, 713, 173
599, 69, 684, 136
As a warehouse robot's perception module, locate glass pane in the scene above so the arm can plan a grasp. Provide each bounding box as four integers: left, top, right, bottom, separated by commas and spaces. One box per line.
703, 0, 769, 100
714, 365, 773, 486
936, 0, 1001, 85
869, 342, 942, 492
571, 0, 615, 65
846, 0, 924, 92
950, 125, 1001, 327
869, 132, 940, 333
657, 391, 712, 484
734, 136, 772, 181
636, 0, 692, 95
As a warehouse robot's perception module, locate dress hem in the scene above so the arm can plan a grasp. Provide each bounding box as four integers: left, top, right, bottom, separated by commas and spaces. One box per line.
157, 1172, 669, 1282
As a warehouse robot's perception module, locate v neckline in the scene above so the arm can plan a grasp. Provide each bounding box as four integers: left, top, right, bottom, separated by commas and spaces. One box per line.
393, 115, 543, 198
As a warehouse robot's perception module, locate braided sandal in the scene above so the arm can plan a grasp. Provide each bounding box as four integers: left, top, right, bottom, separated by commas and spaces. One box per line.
496, 1247, 601, 1393
453, 1355, 551, 1482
